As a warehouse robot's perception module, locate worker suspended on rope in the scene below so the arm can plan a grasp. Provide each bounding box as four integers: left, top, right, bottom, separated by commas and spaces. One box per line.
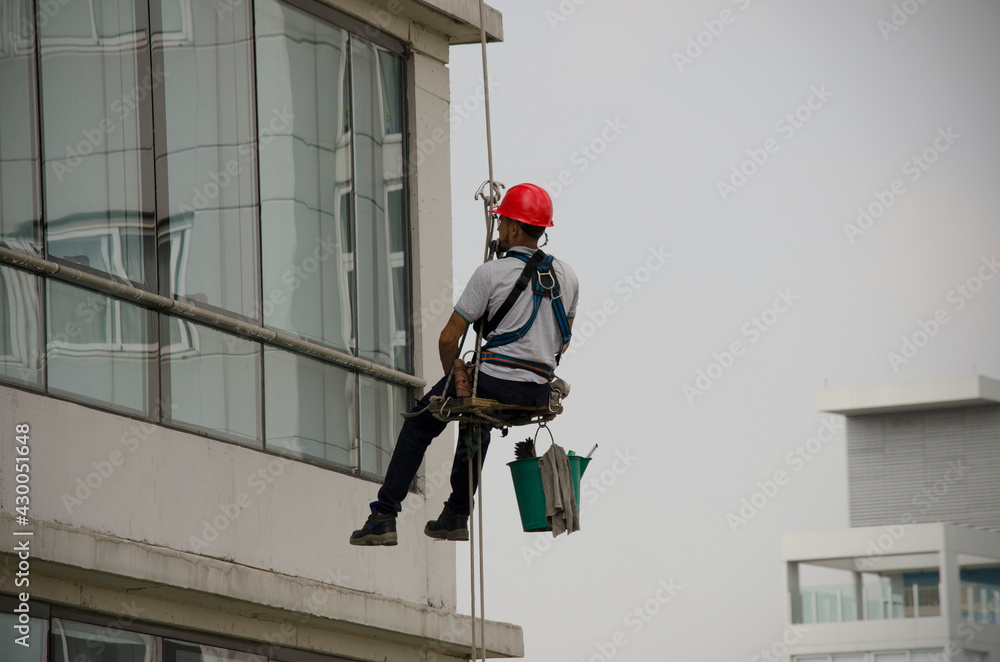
350, 183, 580, 546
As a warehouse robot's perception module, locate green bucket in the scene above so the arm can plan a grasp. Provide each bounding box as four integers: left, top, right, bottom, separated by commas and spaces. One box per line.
507, 454, 591, 532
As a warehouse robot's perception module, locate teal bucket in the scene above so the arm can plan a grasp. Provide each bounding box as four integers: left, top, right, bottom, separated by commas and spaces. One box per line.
507, 454, 591, 532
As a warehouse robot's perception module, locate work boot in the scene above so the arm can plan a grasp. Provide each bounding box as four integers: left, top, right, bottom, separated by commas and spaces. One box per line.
350, 502, 397, 546
424, 502, 469, 541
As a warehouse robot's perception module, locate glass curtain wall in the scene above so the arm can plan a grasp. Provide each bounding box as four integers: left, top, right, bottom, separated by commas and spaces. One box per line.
38, 0, 156, 286
0, 0, 42, 254
152, 0, 259, 318
0, 0, 410, 478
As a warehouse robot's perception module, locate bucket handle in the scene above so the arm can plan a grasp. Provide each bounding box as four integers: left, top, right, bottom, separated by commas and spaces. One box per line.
533, 421, 556, 455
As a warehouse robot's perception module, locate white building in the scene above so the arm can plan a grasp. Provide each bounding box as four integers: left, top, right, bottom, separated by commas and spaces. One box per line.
782, 376, 1000, 662
0, 1, 522, 660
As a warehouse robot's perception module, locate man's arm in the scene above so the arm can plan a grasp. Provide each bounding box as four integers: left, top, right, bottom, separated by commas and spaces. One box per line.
438, 311, 470, 375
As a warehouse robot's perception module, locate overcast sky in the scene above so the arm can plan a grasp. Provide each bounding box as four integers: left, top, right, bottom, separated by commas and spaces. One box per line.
441, 1, 1000, 660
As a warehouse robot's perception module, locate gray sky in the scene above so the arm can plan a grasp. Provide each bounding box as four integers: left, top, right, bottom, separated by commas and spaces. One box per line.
444, 1, 1000, 660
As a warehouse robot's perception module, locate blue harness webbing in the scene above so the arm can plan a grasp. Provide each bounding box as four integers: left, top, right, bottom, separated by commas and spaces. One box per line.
478, 250, 572, 380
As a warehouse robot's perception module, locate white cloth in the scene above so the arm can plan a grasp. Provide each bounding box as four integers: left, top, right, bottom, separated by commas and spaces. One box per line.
538, 442, 579, 537
454, 246, 579, 384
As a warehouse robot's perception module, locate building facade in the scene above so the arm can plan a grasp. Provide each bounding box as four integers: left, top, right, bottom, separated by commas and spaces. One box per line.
0, 0, 523, 660
782, 376, 1000, 662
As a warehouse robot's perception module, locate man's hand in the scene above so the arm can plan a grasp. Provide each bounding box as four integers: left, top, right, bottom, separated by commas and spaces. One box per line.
439, 311, 470, 375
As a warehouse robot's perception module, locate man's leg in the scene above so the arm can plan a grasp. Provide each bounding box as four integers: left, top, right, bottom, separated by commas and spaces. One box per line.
376, 375, 455, 514
351, 375, 454, 546
442, 372, 550, 516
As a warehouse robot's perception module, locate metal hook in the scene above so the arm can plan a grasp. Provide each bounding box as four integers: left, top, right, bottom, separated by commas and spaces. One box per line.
475, 179, 505, 208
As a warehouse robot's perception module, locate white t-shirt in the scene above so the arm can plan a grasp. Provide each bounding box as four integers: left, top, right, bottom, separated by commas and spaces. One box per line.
455, 246, 579, 384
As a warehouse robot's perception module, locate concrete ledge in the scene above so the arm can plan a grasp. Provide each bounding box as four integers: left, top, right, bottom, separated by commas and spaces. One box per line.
817, 376, 1000, 416
0, 515, 524, 659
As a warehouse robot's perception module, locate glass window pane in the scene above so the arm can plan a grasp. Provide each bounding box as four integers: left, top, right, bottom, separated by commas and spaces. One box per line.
153, 0, 259, 318
50, 618, 153, 662
874, 654, 907, 662
911, 652, 943, 662
264, 347, 354, 468
359, 375, 408, 477
0, 0, 42, 254
161, 316, 260, 445
352, 39, 409, 372
0, 613, 46, 661
0, 266, 43, 388
833, 656, 865, 662
164, 638, 265, 662
40, 0, 155, 286
47, 280, 154, 415
255, 0, 353, 350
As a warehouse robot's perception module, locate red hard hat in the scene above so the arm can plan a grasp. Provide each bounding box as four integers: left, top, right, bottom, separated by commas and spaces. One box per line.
489, 183, 553, 227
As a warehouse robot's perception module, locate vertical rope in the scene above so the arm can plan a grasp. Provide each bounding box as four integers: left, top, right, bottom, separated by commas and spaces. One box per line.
466, 4, 496, 660
477, 444, 486, 662
478, 0, 495, 201
467, 447, 477, 660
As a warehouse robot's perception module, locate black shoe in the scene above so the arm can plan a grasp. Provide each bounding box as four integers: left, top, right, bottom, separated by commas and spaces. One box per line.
424, 502, 469, 541
350, 502, 398, 546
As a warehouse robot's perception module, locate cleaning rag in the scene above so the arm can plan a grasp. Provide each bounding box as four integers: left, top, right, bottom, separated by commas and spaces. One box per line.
538, 442, 579, 537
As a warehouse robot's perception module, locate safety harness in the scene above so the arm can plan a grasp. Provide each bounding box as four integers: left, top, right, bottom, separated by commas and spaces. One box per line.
475, 249, 572, 381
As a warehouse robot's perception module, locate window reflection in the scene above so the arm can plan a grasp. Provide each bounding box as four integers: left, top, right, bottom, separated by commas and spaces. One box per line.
352, 39, 409, 372
46, 280, 155, 416
163, 638, 265, 662
0, 0, 42, 254
50, 618, 154, 662
0, 612, 46, 662
264, 347, 355, 469
152, 0, 259, 318
359, 375, 408, 477
161, 316, 261, 445
39, 0, 156, 287
0, 266, 43, 388
255, 0, 354, 349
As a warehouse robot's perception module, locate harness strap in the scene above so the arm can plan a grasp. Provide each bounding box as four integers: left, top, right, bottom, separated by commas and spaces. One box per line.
479, 351, 555, 381
477, 249, 573, 377
476, 250, 545, 338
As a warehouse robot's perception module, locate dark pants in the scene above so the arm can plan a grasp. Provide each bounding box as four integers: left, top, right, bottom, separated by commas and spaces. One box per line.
376, 371, 551, 516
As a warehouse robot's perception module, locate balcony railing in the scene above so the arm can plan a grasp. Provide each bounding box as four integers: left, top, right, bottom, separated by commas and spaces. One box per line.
793, 582, 1000, 624
794, 583, 939, 624
962, 583, 1000, 624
